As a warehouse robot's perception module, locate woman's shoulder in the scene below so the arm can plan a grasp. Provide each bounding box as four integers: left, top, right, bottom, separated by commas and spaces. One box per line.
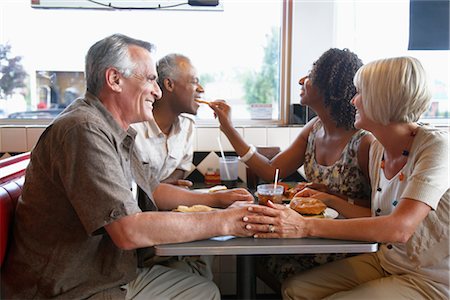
415, 125, 448, 152
417, 124, 448, 140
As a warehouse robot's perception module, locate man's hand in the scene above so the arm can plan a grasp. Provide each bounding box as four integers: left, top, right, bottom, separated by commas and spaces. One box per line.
162, 178, 193, 189
212, 188, 254, 208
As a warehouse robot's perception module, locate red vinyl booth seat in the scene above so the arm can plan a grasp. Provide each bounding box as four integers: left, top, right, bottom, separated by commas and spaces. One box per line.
0, 178, 24, 266
0, 153, 29, 267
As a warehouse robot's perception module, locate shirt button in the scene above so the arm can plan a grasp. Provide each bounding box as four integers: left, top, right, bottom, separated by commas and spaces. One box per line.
110, 209, 121, 218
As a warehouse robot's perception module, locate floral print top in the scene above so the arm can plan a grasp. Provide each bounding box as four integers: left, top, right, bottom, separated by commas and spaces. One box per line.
304, 120, 371, 200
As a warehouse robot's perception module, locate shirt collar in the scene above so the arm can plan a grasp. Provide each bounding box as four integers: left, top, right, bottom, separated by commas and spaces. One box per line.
84, 92, 137, 141
145, 115, 182, 139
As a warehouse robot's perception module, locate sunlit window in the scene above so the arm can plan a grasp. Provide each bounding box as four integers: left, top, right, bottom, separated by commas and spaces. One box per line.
334, 0, 449, 125
0, 0, 283, 123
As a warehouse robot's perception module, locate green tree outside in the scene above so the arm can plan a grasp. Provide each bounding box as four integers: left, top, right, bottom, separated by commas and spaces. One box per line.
0, 44, 28, 99
242, 27, 280, 105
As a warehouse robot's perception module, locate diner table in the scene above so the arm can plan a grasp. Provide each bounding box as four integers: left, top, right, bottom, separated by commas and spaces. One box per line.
155, 235, 378, 299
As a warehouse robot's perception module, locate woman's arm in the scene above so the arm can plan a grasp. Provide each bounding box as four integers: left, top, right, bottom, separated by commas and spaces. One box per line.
209, 100, 316, 181
246, 198, 431, 243
294, 187, 371, 218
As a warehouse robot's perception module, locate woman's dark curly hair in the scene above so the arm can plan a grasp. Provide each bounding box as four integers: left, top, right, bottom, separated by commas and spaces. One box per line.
309, 48, 363, 130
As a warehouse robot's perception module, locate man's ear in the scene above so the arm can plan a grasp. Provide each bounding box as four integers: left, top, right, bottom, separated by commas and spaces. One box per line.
163, 78, 174, 92
106, 68, 122, 92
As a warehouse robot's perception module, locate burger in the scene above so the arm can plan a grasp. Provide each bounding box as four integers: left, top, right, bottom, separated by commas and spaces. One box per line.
289, 196, 327, 218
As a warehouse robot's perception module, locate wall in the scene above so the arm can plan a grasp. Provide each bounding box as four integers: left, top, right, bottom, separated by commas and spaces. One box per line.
0, 124, 304, 184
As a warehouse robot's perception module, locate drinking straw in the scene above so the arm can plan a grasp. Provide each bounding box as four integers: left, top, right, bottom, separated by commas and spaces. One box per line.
274, 168, 279, 190
217, 136, 231, 179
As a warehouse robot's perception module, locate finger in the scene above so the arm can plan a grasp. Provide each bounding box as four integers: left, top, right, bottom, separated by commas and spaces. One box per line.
243, 214, 277, 225
293, 188, 315, 197
248, 204, 282, 217
177, 179, 193, 187
253, 233, 279, 239
244, 223, 277, 234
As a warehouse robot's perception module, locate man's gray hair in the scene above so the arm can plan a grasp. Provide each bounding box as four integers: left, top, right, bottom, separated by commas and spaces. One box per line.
85, 34, 155, 96
156, 53, 190, 87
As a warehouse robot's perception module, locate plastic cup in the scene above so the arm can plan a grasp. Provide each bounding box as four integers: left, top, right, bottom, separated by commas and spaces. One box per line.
257, 184, 284, 205
219, 156, 239, 187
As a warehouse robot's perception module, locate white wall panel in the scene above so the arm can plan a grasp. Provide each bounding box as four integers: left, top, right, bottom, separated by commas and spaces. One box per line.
196, 127, 221, 151
1, 126, 27, 152
243, 127, 267, 147
267, 127, 290, 150
289, 127, 303, 144
26, 126, 46, 151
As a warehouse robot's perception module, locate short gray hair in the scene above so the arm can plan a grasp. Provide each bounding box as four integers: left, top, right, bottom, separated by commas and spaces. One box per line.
353, 56, 431, 125
156, 53, 190, 87
85, 34, 155, 96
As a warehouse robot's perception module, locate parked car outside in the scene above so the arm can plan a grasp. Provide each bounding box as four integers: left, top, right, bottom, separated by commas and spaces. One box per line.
7, 108, 63, 119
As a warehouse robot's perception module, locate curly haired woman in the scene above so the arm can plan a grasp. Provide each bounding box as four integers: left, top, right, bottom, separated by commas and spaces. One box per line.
209, 48, 374, 292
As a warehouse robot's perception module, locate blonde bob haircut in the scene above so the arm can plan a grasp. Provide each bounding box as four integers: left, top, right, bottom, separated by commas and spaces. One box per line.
353, 56, 431, 125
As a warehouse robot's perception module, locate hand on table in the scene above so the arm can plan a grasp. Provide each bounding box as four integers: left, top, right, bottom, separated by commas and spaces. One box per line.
213, 188, 254, 208
242, 201, 309, 238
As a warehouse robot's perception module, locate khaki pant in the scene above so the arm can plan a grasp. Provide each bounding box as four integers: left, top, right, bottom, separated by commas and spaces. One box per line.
282, 253, 448, 300
124, 264, 220, 300
165, 255, 214, 281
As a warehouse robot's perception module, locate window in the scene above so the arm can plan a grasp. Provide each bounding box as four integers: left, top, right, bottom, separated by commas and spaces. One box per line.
0, 0, 284, 124
334, 0, 449, 125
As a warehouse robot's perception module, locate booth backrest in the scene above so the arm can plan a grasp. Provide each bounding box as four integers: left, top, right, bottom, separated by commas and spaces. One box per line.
0, 153, 30, 267
0, 152, 30, 184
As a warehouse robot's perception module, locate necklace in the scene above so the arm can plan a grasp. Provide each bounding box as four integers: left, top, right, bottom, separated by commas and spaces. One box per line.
377, 127, 417, 191
375, 128, 418, 216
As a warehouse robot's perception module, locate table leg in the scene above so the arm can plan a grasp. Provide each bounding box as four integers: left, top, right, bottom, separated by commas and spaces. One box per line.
236, 255, 256, 299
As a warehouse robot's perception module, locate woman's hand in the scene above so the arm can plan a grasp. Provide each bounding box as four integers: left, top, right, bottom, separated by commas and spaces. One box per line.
208, 100, 234, 131
243, 201, 310, 238
293, 187, 335, 206
220, 205, 264, 237
213, 188, 255, 208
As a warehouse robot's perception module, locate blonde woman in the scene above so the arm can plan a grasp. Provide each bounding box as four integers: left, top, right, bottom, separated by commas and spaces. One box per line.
245, 56, 449, 299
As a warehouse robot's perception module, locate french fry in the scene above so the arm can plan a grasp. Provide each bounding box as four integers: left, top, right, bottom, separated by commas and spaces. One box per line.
195, 98, 210, 104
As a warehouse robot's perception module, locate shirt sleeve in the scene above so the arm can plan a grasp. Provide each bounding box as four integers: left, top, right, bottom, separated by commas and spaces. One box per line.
402, 129, 449, 210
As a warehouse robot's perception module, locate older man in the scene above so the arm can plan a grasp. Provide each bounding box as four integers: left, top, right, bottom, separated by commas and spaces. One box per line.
1, 34, 256, 299
132, 54, 204, 187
